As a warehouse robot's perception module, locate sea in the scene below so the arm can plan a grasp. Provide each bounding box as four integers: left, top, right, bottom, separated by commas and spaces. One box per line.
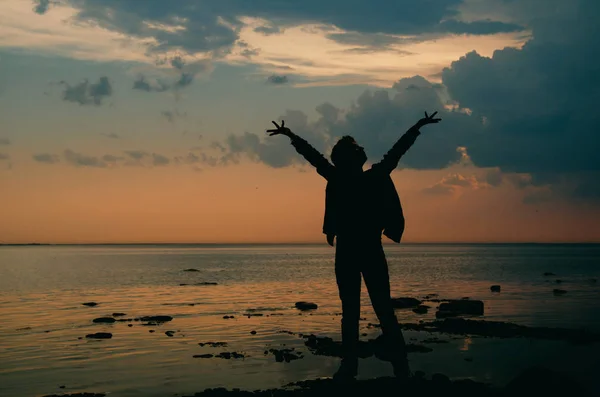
1, 243, 599, 397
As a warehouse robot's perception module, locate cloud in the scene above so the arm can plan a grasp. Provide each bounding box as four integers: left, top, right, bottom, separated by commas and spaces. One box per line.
48, 0, 526, 64
161, 110, 187, 123
0, 138, 10, 145
236, 40, 260, 58
122, 150, 173, 167
70, 1, 241, 56
33, 149, 175, 168
436, 0, 600, 201
101, 132, 119, 139
422, 172, 484, 195
33, 0, 51, 15
32, 153, 60, 163
254, 25, 283, 35
152, 153, 170, 166
220, 109, 331, 168
0, 153, 10, 160
132, 75, 170, 93
266, 75, 288, 85
170, 55, 185, 70
101, 154, 123, 163
219, 75, 482, 170
60, 76, 112, 106
484, 168, 503, 187
64, 149, 107, 167
174, 72, 194, 89
124, 150, 148, 161
133, 58, 212, 93
438, 19, 524, 35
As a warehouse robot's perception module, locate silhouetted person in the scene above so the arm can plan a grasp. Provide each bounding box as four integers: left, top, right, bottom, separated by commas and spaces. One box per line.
267, 111, 441, 381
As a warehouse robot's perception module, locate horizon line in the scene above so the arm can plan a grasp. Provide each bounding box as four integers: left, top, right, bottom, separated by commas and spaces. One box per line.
1, 241, 599, 246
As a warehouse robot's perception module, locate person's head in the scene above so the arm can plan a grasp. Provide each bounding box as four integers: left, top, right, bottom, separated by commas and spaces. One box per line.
330, 135, 367, 171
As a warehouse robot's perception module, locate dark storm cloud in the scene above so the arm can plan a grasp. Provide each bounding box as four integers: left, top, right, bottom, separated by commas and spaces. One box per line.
0, 138, 10, 145
213, 0, 599, 203
440, 0, 600, 177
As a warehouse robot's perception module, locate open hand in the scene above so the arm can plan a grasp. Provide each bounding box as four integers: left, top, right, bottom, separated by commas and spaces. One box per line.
416, 111, 442, 128
266, 120, 291, 136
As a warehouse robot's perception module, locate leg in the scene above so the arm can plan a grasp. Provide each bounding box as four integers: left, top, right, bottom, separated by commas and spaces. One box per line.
333, 243, 362, 379
362, 244, 410, 377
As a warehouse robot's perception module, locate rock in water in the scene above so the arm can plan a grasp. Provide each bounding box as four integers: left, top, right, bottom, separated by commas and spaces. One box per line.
412, 305, 429, 314
436, 299, 484, 318
86, 332, 112, 339
138, 315, 173, 322
553, 289, 567, 295
295, 301, 318, 310
490, 285, 501, 292
82, 302, 98, 307
391, 297, 421, 309
92, 317, 116, 324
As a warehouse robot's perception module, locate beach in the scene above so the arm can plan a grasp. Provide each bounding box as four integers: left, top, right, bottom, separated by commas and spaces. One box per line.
1, 243, 599, 396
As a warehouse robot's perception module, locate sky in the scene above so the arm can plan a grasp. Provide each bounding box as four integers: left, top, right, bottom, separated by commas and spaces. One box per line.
0, 0, 599, 244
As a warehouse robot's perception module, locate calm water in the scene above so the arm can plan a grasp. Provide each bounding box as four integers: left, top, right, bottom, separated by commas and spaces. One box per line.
1, 244, 599, 396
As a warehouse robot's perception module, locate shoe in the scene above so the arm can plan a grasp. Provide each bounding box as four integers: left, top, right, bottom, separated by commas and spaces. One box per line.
333, 359, 358, 381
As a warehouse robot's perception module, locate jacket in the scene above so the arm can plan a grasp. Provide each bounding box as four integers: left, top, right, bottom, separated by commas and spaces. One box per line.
290, 127, 420, 243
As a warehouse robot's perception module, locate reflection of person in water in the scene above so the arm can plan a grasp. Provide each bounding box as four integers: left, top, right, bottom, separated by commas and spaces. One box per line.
267, 111, 441, 380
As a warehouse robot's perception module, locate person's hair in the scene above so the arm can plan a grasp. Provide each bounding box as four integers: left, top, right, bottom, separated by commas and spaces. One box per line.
330, 135, 357, 167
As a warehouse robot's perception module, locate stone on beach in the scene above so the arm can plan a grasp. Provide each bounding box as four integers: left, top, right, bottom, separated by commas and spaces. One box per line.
92, 317, 116, 324
412, 305, 430, 314
391, 297, 421, 308
267, 348, 303, 362
138, 315, 173, 322
295, 301, 318, 310
198, 342, 228, 347
85, 332, 112, 339
436, 299, 484, 318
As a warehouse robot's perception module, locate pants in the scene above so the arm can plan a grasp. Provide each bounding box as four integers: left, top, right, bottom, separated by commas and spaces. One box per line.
335, 236, 407, 361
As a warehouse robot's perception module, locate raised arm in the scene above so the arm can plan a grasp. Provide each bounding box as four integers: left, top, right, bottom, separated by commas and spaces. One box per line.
371, 111, 441, 174
267, 120, 334, 179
